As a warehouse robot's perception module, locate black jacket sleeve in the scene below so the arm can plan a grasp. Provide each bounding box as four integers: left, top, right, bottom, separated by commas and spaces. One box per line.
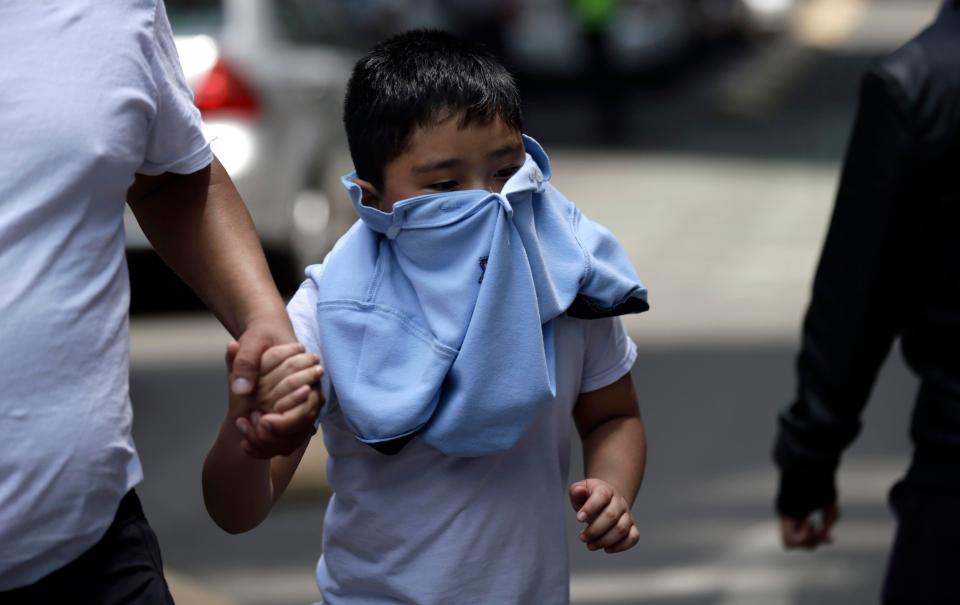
774, 69, 924, 518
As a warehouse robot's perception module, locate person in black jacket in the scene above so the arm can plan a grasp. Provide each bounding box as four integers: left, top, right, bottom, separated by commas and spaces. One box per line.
773, 2, 960, 603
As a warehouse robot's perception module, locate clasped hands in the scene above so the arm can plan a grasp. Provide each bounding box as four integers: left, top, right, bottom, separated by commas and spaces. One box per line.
224, 321, 324, 459
223, 322, 641, 556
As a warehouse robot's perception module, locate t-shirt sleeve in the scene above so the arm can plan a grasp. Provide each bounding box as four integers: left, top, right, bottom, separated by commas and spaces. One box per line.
579, 316, 638, 393
137, 0, 212, 176
287, 276, 333, 427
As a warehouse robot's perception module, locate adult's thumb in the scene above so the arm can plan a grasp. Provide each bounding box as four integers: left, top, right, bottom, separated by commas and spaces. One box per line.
230, 336, 265, 395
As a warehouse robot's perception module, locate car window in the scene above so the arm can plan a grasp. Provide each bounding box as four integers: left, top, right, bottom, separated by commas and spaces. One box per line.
166, 0, 224, 34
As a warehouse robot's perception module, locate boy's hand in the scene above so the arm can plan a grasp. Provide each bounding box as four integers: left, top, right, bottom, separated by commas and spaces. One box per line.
226, 341, 324, 459
570, 478, 640, 553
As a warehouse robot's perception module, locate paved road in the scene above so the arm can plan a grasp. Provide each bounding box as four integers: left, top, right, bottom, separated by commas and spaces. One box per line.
132, 333, 914, 605
127, 1, 940, 603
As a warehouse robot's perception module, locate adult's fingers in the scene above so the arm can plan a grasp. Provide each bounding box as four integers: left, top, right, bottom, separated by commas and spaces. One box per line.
235, 415, 272, 460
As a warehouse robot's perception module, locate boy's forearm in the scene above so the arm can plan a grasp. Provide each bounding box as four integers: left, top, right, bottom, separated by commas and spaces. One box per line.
581, 415, 647, 507
202, 417, 275, 534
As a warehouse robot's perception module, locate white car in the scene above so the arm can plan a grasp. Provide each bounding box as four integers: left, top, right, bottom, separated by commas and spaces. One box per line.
125, 0, 359, 280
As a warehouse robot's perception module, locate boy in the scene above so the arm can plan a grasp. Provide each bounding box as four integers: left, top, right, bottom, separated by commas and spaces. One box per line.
203, 30, 648, 604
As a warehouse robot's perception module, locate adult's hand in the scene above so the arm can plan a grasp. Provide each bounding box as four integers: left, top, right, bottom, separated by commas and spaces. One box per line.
229, 315, 297, 396
779, 503, 839, 550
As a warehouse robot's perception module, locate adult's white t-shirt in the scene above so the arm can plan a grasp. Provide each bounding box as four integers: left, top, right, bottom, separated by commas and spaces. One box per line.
0, 0, 211, 590
287, 276, 638, 605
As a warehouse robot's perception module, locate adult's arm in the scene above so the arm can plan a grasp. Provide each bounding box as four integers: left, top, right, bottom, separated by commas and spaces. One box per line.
127, 157, 293, 388
128, 157, 309, 455
774, 69, 925, 521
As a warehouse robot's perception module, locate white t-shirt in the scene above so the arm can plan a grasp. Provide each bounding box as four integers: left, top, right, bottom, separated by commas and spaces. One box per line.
288, 277, 637, 605
0, 0, 211, 590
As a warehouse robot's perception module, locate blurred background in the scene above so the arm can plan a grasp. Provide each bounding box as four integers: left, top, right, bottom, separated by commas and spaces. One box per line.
126, 0, 942, 603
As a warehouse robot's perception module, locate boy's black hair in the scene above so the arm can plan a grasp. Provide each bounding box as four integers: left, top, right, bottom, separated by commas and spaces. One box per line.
343, 29, 523, 191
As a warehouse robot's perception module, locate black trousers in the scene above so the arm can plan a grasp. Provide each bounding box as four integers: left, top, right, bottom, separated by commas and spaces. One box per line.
1, 489, 175, 605
883, 454, 960, 605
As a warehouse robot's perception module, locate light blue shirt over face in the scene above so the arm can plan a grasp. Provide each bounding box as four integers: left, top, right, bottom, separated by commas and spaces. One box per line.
308, 136, 647, 456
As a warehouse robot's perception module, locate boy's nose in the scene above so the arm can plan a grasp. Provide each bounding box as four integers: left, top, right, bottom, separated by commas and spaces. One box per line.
483, 181, 502, 194
467, 179, 496, 193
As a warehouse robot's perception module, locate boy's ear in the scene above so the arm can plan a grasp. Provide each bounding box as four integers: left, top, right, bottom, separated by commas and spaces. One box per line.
353, 178, 383, 210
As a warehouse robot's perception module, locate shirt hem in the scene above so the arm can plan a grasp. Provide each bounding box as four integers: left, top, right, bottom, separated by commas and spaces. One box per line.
138, 142, 213, 176
580, 338, 637, 393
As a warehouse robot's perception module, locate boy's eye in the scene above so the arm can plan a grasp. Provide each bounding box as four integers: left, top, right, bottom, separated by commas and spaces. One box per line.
494, 165, 521, 179
428, 180, 459, 191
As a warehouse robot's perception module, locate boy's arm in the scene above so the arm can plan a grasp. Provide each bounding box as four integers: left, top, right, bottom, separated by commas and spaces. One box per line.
571, 372, 646, 553
203, 343, 322, 534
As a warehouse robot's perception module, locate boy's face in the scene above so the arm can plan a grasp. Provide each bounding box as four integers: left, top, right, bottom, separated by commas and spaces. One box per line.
355, 114, 526, 213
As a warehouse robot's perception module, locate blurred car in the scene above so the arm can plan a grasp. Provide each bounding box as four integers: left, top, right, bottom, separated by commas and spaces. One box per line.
694, 0, 796, 37
124, 0, 359, 278
502, 0, 693, 77
498, 0, 797, 78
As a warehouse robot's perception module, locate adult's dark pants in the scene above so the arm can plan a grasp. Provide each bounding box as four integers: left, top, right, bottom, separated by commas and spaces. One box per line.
883, 451, 960, 605
1, 489, 175, 605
